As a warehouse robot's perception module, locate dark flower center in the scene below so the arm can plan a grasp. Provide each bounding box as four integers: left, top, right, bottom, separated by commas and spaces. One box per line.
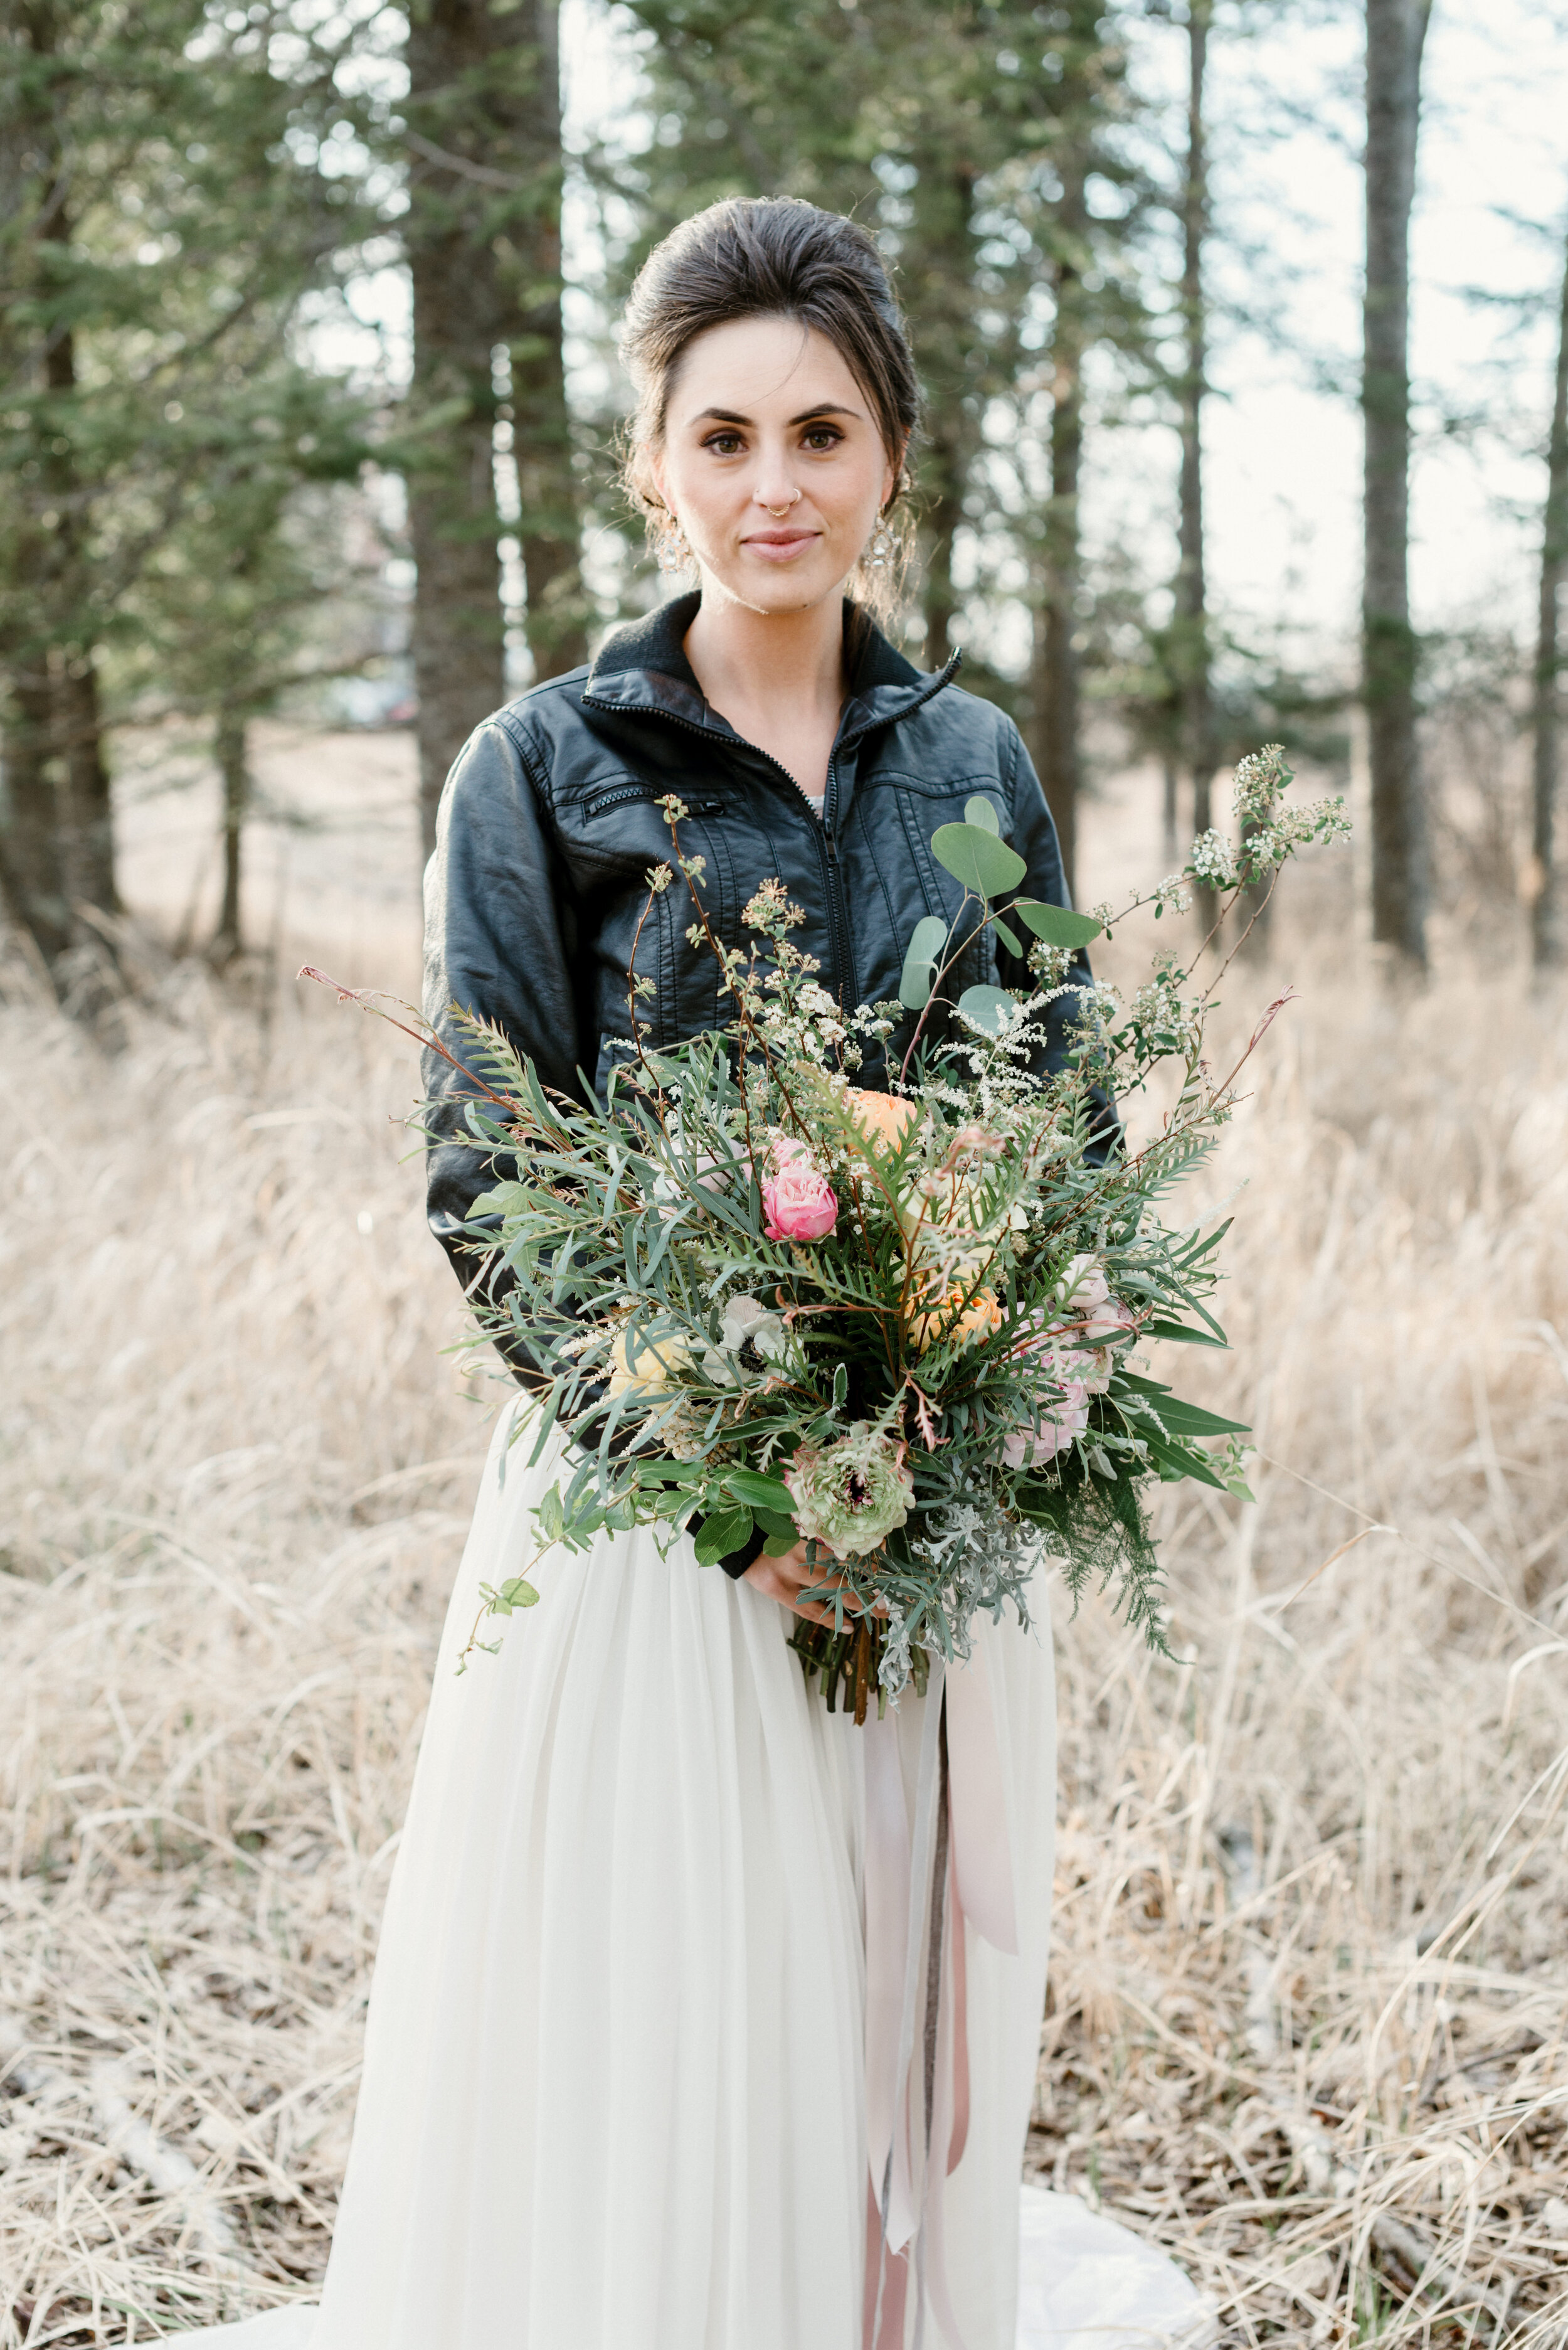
845, 1471, 868, 1509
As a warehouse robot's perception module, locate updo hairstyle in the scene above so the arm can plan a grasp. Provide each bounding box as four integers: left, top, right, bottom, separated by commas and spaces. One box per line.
620, 196, 920, 618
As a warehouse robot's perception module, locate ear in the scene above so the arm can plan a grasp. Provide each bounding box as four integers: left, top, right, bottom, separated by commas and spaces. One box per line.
645, 444, 672, 519
882, 432, 909, 513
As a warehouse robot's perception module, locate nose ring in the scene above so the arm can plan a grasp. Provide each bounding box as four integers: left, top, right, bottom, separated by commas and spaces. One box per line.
761, 490, 802, 518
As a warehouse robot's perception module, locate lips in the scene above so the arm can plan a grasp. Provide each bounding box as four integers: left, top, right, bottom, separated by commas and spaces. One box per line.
743, 529, 819, 560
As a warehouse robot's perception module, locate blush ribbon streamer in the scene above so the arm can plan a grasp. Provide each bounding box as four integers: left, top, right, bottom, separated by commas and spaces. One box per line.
862, 1644, 1020, 2350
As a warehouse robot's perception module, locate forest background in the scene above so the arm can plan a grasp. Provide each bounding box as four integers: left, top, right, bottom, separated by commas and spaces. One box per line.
3, 2, 1568, 2345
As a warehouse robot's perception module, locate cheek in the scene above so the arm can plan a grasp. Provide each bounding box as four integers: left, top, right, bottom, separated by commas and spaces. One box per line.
664, 454, 743, 519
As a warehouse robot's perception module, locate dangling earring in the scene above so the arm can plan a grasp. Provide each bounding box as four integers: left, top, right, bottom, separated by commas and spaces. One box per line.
656, 516, 691, 575
868, 519, 895, 569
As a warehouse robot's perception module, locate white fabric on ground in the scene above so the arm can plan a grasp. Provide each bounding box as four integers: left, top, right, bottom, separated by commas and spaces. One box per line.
183, 2189, 1217, 2350
166, 1401, 1208, 2348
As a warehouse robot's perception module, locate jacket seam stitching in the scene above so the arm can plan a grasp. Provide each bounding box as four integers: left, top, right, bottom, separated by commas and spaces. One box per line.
492, 709, 558, 809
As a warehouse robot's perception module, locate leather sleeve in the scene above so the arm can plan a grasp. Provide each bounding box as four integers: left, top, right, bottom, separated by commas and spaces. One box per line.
420, 720, 758, 1578
420, 717, 589, 1385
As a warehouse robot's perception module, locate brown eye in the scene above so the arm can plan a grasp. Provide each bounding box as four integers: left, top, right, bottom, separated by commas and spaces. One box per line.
704, 431, 744, 455
803, 426, 843, 451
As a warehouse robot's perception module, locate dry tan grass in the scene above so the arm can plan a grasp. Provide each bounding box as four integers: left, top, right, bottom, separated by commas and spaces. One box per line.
2, 832, 1567, 2344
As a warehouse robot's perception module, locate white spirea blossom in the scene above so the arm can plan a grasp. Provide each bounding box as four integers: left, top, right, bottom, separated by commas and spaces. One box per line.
1187, 829, 1238, 886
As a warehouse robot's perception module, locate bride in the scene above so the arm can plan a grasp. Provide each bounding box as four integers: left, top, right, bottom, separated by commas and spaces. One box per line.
181, 196, 1210, 2350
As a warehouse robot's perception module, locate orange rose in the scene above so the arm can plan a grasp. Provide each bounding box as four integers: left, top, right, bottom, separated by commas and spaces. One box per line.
909, 1282, 1003, 1354
844, 1087, 918, 1159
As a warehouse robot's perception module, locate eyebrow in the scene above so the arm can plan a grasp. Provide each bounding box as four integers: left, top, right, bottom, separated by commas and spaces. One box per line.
687, 403, 862, 428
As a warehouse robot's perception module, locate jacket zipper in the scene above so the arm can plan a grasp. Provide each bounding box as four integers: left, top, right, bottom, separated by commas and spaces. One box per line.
579, 659, 958, 1011
582, 781, 724, 821
820, 752, 852, 1009
578, 699, 854, 1006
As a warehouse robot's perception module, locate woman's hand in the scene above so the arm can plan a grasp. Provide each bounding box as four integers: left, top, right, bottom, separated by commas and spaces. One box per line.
743, 1536, 864, 1626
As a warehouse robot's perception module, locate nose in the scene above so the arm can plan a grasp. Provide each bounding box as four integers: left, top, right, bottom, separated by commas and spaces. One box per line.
753, 451, 801, 516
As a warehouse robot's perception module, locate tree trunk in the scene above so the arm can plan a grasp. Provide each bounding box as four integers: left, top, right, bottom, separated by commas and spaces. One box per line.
1029, 154, 1088, 898
405, 0, 581, 861
0, 671, 70, 965
921, 427, 966, 674
0, 0, 117, 956
1178, 0, 1220, 937
1530, 216, 1568, 973
45, 319, 117, 925
506, 1, 588, 688
1363, 0, 1431, 968
910, 164, 978, 672
212, 704, 249, 960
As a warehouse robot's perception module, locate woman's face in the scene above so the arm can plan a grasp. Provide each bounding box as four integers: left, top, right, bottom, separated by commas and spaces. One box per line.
647, 314, 897, 615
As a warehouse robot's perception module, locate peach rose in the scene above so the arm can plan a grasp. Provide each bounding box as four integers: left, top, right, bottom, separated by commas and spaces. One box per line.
845, 1087, 919, 1158
910, 1281, 1004, 1354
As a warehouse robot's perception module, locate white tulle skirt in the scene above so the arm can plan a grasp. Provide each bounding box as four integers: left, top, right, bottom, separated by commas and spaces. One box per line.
175, 1402, 1213, 2350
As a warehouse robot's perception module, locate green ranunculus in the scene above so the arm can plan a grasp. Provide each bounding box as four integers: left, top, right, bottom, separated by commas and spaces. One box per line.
783, 1422, 914, 1560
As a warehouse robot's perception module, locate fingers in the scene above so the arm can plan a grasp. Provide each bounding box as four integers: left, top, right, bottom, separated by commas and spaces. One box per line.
739, 1551, 867, 1625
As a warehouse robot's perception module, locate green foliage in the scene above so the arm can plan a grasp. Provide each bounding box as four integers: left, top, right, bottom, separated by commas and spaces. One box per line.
931, 821, 1027, 899
898, 913, 951, 1011
346, 746, 1348, 1697
0, 0, 387, 949
1012, 899, 1104, 951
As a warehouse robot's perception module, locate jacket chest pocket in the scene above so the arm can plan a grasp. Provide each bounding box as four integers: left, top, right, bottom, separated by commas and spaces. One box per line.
579, 782, 728, 826
578, 790, 736, 1050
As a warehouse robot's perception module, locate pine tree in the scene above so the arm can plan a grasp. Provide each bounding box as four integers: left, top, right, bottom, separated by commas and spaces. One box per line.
0, 0, 379, 974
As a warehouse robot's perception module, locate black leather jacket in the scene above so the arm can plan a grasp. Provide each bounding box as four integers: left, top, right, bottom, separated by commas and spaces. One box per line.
420, 593, 1101, 1561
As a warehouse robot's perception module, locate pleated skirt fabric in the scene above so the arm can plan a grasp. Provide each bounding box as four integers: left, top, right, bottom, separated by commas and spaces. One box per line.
194, 1399, 1061, 2349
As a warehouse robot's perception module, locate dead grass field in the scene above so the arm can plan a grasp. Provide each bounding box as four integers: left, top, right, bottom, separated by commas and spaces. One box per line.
2, 740, 1567, 2345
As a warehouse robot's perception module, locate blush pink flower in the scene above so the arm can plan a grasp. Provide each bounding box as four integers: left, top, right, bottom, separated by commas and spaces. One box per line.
1080, 1294, 1138, 1349
1052, 1253, 1111, 1317
951, 1120, 1005, 1161
1041, 1258, 1138, 1390
763, 1138, 839, 1243
1002, 1382, 1091, 1469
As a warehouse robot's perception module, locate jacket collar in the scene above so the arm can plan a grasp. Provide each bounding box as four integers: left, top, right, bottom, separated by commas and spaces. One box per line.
582, 590, 961, 747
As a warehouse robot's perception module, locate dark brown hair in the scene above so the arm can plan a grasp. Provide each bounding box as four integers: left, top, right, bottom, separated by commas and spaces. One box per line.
620, 196, 920, 602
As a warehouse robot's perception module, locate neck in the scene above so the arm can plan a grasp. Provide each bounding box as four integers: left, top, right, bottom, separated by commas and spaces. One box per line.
682, 583, 847, 723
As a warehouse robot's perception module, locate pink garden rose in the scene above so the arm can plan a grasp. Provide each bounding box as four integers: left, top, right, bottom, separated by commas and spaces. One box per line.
1002, 1381, 1091, 1469
763, 1139, 839, 1243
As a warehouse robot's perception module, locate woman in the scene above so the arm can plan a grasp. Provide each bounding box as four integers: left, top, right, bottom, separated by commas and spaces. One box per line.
189, 198, 1209, 2350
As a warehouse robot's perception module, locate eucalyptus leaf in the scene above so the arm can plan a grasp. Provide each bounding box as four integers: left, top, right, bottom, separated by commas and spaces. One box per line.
956, 983, 1017, 1034
493, 1576, 540, 1614
693, 1507, 752, 1565
1011, 897, 1103, 950
931, 822, 1026, 899
990, 911, 1024, 957
898, 912, 950, 1011
725, 1469, 795, 1513
963, 794, 1001, 835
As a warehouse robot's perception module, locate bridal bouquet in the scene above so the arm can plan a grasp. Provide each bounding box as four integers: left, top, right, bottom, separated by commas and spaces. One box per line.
310, 746, 1346, 1718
